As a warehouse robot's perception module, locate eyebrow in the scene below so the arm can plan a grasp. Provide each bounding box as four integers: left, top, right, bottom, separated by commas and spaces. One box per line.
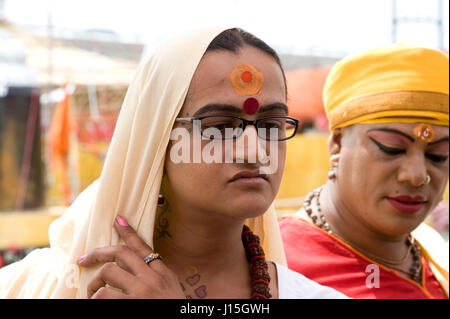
367, 128, 450, 145
193, 102, 289, 117
259, 102, 289, 114
429, 136, 450, 145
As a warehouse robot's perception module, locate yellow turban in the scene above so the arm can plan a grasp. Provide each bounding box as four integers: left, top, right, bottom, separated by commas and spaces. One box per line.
323, 44, 449, 130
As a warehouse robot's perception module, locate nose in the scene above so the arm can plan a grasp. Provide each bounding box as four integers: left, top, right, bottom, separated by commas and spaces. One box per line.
234, 125, 268, 165
396, 151, 428, 187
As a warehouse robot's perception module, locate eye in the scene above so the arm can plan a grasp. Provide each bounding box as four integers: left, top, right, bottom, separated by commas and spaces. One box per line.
259, 120, 283, 130
202, 117, 241, 131
369, 137, 405, 156
425, 153, 449, 163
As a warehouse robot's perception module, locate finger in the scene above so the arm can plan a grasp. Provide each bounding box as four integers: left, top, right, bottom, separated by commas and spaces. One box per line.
78, 245, 142, 275
87, 262, 136, 298
91, 286, 130, 299
115, 216, 170, 276
114, 215, 153, 259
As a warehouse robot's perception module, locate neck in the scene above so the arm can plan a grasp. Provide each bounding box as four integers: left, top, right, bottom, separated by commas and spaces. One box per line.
153, 203, 251, 298
322, 181, 410, 264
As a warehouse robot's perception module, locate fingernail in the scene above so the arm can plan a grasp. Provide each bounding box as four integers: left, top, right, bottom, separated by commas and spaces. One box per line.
116, 215, 128, 227
78, 254, 87, 263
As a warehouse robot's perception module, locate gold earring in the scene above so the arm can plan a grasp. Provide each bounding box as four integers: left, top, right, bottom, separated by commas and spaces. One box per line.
328, 154, 340, 180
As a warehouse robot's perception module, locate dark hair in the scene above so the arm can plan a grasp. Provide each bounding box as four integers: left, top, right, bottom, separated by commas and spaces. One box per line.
206, 28, 287, 94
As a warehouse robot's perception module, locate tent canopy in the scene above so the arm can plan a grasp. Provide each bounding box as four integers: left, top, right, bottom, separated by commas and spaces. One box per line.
286, 65, 332, 123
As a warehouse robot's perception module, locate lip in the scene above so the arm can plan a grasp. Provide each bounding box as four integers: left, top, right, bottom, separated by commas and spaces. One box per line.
386, 195, 427, 214
229, 170, 268, 186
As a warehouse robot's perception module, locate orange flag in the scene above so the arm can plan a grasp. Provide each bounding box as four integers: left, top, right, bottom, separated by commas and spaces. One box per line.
48, 87, 72, 204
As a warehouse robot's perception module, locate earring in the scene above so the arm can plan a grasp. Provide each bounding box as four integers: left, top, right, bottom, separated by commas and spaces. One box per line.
328, 154, 340, 180
157, 194, 165, 206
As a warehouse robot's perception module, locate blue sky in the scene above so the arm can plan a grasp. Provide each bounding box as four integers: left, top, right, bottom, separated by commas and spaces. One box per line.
3, 0, 449, 57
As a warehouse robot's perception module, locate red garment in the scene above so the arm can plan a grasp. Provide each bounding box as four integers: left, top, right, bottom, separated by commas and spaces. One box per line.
280, 217, 447, 299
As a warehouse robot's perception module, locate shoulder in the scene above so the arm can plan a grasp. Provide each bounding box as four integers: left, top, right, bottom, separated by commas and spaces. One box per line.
279, 215, 325, 245
279, 214, 311, 231
274, 262, 350, 299
279, 208, 314, 230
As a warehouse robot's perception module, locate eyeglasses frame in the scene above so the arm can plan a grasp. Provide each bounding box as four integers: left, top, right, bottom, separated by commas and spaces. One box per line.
175, 114, 300, 141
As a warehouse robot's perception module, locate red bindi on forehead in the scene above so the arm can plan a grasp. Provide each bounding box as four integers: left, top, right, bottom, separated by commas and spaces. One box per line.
243, 97, 259, 115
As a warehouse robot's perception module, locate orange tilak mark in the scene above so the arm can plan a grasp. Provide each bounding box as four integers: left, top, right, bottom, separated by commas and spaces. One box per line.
413, 124, 435, 143
230, 64, 264, 96
241, 71, 252, 83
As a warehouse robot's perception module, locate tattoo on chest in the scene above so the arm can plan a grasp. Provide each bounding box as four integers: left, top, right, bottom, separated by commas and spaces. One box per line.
180, 265, 207, 299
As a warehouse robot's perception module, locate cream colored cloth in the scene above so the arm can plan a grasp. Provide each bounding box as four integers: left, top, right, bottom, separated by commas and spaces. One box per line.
0, 26, 287, 298
412, 223, 449, 297
275, 263, 349, 299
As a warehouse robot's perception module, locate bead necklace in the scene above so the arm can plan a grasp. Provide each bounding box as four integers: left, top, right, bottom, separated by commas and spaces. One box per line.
303, 186, 422, 283
242, 225, 272, 299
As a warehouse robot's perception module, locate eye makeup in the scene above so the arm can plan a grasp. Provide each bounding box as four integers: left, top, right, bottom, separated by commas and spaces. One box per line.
425, 153, 448, 163
368, 137, 405, 156
367, 129, 449, 163
426, 140, 449, 163
367, 130, 412, 149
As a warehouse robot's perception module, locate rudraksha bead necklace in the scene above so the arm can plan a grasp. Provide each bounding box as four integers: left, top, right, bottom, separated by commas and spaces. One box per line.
241, 225, 272, 299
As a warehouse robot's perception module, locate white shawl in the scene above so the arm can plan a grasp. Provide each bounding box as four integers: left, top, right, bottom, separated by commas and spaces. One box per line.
0, 26, 287, 298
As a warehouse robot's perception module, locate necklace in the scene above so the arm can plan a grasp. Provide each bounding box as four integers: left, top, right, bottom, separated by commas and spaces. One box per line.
303, 186, 422, 283
242, 225, 272, 299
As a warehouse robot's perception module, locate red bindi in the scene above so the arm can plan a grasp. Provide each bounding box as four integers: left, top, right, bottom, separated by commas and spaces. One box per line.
241, 71, 253, 83
243, 97, 259, 115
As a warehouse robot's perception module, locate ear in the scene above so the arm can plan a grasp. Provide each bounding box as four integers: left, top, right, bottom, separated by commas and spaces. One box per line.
328, 128, 343, 156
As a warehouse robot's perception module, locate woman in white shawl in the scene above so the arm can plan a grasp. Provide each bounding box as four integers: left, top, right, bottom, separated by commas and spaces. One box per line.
0, 26, 347, 299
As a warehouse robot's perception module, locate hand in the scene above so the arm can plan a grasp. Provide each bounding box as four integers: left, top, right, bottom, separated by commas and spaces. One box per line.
78, 215, 185, 299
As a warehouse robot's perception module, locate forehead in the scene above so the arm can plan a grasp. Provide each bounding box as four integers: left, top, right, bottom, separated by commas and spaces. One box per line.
350, 122, 449, 140
182, 46, 286, 115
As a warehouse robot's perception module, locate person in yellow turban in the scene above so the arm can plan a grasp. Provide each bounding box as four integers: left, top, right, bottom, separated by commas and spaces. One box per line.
0, 27, 348, 299
280, 44, 449, 299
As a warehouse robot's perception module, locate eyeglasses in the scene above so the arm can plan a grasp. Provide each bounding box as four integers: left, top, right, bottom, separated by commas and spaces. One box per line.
175, 114, 299, 141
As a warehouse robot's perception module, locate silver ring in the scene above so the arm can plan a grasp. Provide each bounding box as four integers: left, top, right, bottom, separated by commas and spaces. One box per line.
144, 252, 161, 265
424, 175, 431, 185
